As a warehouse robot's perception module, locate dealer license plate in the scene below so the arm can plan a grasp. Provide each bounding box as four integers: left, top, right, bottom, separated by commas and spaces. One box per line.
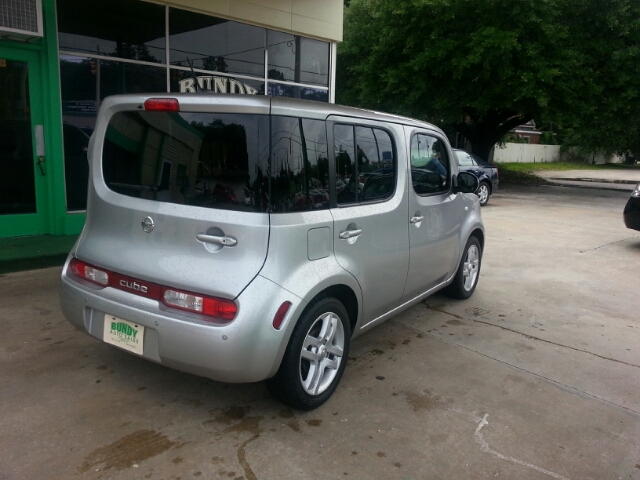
103, 315, 144, 355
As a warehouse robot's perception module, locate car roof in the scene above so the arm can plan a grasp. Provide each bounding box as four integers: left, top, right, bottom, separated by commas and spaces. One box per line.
101, 93, 445, 136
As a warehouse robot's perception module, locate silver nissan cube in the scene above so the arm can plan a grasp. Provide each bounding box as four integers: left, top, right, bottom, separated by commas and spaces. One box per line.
60, 94, 484, 410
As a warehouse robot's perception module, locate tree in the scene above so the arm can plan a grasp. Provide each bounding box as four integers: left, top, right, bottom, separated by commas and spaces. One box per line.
337, 0, 640, 161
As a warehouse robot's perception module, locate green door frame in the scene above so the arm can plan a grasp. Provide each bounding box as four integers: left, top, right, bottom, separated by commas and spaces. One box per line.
0, 46, 49, 237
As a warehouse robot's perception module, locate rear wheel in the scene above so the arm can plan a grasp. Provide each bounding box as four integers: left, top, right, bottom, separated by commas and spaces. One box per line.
266, 297, 351, 410
477, 182, 490, 206
444, 236, 482, 299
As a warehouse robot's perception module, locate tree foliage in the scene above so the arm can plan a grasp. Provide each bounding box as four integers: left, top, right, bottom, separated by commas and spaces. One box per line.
337, 0, 640, 160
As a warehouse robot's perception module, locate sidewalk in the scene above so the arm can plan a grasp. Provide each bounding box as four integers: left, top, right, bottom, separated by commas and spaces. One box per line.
534, 168, 640, 191
0, 234, 77, 274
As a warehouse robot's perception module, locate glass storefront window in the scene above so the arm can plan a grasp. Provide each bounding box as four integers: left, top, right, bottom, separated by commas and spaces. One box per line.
57, 0, 166, 63
60, 55, 167, 211
169, 8, 265, 78
170, 68, 265, 95
267, 83, 328, 102
267, 31, 329, 86
57, 0, 332, 212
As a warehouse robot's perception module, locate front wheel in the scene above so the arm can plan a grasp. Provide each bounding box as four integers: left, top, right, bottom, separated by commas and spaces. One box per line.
266, 297, 351, 410
477, 182, 490, 206
444, 236, 482, 299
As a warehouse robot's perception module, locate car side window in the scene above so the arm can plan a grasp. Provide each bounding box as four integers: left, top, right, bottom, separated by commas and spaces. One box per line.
334, 124, 396, 205
455, 150, 475, 167
270, 116, 330, 212
410, 134, 451, 195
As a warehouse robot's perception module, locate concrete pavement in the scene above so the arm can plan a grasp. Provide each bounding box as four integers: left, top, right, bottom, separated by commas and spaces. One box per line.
1, 185, 639, 480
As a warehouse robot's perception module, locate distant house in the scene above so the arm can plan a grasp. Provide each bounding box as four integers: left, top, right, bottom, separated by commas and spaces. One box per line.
510, 120, 542, 144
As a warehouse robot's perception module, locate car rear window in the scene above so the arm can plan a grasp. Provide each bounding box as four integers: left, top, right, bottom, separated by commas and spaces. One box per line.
103, 111, 330, 213
103, 111, 270, 212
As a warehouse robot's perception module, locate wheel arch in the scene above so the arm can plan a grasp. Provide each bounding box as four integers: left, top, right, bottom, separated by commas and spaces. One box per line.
470, 227, 484, 250
306, 284, 359, 335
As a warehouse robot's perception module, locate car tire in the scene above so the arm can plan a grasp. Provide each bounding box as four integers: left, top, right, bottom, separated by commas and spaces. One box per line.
266, 297, 351, 410
444, 236, 482, 300
477, 182, 490, 206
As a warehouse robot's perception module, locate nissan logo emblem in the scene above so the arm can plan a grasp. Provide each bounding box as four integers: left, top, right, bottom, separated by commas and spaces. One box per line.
141, 216, 155, 233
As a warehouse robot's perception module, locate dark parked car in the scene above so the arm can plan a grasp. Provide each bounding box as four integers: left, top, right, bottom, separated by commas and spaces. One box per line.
453, 149, 499, 206
623, 182, 640, 231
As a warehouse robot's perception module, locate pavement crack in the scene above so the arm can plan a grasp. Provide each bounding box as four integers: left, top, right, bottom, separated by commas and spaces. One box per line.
427, 305, 640, 369
393, 319, 640, 417
579, 236, 639, 253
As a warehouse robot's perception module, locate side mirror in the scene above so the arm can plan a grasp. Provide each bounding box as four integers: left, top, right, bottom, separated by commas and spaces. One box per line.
455, 172, 479, 194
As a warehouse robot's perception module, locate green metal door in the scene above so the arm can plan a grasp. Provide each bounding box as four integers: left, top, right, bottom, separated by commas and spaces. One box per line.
0, 47, 49, 237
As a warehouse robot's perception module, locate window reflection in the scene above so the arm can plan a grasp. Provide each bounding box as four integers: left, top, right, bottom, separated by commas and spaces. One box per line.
334, 125, 396, 205
267, 83, 328, 102
169, 8, 265, 78
267, 31, 329, 86
57, 0, 166, 63
334, 125, 356, 205
103, 112, 270, 212
170, 68, 264, 95
410, 134, 451, 195
270, 116, 329, 212
60, 55, 167, 211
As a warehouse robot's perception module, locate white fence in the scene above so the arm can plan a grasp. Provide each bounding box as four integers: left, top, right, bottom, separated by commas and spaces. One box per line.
492, 143, 560, 163
492, 143, 624, 164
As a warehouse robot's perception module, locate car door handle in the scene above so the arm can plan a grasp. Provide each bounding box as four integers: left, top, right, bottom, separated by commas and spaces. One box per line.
410, 215, 424, 224
196, 233, 237, 247
339, 228, 363, 240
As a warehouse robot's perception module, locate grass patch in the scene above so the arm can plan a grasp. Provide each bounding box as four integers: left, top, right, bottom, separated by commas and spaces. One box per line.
497, 165, 553, 186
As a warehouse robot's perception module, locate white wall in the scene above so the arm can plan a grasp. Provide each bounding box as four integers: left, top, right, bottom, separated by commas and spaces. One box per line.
493, 143, 625, 164
493, 143, 561, 163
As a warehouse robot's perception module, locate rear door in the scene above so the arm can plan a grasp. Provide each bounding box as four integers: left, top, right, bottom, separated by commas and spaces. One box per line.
328, 117, 410, 325
75, 96, 271, 299
403, 128, 463, 301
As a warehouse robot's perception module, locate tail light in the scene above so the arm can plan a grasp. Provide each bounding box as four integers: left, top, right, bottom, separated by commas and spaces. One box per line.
68, 258, 236, 322
69, 258, 109, 286
144, 98, 180, 112
163, 289, 237, 320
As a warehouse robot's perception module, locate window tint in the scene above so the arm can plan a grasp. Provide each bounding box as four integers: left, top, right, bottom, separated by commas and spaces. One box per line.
270, 116, 329, 212
334, 125, 356, 205
334, 124, 396, 205
410, 134, 451, 195
103, 112, 269, 212
168, 8, 265, 78
267, 31, 330, 86
57, 0, 166, 63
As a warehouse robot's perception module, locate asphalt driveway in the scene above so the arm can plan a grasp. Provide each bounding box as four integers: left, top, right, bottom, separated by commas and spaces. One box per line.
1, 184, 639, 480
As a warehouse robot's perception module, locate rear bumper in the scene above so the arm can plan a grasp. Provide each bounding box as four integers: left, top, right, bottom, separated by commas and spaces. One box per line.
59, 261, 305, 383
624, 196, 640, 231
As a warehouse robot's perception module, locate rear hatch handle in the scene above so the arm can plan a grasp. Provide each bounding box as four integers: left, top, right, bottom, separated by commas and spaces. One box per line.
196, 233, 237, 247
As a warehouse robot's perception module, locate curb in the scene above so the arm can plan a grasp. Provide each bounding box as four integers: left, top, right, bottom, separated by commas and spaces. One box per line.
0, 254, 68, 275
547, 177, 638, 185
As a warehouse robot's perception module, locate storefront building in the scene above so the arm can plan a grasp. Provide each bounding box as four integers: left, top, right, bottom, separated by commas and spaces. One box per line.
0, 0, 342, 238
